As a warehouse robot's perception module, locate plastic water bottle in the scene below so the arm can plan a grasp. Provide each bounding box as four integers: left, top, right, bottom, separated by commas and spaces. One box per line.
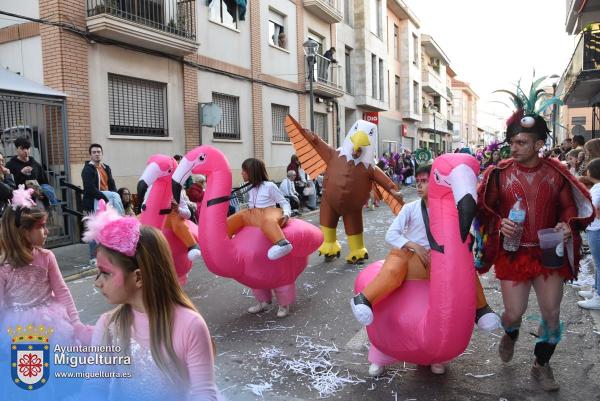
503, 197, 526, 252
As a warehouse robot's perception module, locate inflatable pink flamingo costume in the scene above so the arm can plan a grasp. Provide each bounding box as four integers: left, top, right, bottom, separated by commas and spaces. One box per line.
171, 146, 323, 310
355, 153, 479, 365
137, 154, 199, 285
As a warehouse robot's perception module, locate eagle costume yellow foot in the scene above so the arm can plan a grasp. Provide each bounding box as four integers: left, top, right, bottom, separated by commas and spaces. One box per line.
318, 226, 342, 261
346, 234, 368, 264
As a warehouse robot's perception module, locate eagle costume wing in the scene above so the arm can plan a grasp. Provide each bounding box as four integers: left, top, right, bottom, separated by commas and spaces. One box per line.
285, 115, 332, 178
372, 167, 404, 215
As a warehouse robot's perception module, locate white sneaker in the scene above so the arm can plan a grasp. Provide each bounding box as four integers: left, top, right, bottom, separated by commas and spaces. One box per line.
267, 242, 293, 260
248, 302, 271, 314
89, 258, 97, 267
187, 248, 202, 262
350, 298, 374, 326
276, 305, 289, 318
477, 312, 502, 332
368, 363, 384, 376
430, 363, 446, 374
578, 290, 595, 299
577, 294, 600, 310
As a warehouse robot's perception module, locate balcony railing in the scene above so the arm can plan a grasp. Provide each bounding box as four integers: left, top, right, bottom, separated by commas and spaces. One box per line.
421, 68, 445, 97
306, 54, 344, 98
87, 0, 196, 41
421, 112, 449, 134
562, 29, 600, 106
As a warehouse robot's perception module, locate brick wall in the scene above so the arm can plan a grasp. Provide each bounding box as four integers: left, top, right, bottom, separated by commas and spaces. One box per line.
0, 22, 39, 44
39, 0, 91, 165
183, 61, 199, 151
249, 0, 263, 159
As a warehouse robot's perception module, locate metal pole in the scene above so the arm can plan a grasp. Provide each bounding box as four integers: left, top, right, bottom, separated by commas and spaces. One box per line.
433, 112, 436, 154
308, 56, 315, 132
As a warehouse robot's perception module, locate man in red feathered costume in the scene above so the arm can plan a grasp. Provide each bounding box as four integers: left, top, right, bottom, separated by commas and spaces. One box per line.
477, 109, 594, 392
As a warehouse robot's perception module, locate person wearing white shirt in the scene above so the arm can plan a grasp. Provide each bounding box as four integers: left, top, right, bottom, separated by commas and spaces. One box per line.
279, 170, 301, 213
578, 158, 600, 310
350, 165, 500, 377
227, 158, 294, 317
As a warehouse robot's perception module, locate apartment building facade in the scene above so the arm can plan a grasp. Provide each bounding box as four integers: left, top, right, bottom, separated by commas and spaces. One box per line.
450, 78, 479, 149
378, 0, 420, 154
417, 34, 452, 154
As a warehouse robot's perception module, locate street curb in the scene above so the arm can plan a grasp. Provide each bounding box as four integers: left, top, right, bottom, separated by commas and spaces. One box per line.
65, 267, 98, 283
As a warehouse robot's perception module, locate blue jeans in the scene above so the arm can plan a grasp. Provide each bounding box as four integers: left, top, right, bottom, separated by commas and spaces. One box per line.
586, 229, 600, 296
94, 191, 125, 215
40, 184, 59, 205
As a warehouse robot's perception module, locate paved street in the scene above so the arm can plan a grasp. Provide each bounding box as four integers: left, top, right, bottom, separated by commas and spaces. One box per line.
66, 188, 600, 401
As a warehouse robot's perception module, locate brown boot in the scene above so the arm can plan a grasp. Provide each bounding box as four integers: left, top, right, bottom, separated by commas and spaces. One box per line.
531, 362, 560, 391
498, 333, 516, 362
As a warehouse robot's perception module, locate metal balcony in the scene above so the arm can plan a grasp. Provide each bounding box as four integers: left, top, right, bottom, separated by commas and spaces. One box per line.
303, 0, 343, 24
86, 0, 199, 56
306, 54, 345, 98
561, 29, 600, 107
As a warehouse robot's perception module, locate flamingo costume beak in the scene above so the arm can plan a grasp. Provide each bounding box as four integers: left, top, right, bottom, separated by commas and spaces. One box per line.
171, 156, 195, 203
447, 164, 478, 242
137, 162, 162, 212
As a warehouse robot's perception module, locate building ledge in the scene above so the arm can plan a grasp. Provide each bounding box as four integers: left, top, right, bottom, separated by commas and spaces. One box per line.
355, 95, 388, 111
306, 81, 345, 98
303, 0, 343, 24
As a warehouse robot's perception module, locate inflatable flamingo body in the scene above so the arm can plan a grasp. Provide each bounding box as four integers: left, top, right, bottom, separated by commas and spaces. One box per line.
137, 154, 198, 282
171, 146, 323, 289
355, 153, 479, 365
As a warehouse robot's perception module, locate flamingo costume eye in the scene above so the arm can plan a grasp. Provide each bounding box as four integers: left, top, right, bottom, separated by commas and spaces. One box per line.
198, 154, 206, 162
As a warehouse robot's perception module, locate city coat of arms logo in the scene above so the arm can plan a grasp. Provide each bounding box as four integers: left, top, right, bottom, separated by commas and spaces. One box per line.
8, 324, 53, 390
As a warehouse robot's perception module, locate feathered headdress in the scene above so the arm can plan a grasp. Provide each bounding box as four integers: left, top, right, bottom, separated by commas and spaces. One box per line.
11, 184, 36, 210
83, 200, 140, 257
494, 75, 562, 142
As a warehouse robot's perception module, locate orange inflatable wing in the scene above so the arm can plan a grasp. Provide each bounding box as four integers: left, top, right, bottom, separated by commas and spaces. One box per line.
372, 166, 404, 215
285, 115, 332, 178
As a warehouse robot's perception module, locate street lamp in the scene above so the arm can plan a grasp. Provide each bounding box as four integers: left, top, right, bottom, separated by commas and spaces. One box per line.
428, 102, 438, 154
303, 39, 319, 132
548, 74, 560, 146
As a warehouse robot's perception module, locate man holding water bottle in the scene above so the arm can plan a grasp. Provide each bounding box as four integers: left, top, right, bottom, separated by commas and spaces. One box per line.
476, 109, 594, 392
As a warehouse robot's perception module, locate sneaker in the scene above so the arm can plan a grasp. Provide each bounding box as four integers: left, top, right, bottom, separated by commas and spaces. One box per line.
187, 248, 202, 262
578, 290, 595, 299
499, 333, 516, 362
267, 240, 293, 260
350, 294, 374, 326
430, 363, 446, 374
248, 302, 271, 314
531, 362, 560, 391
577, 293, 600, 310
368, 363, 384, 377
89, 258, 97, 267
276, 305, 289, 318
477, 312, 502, 332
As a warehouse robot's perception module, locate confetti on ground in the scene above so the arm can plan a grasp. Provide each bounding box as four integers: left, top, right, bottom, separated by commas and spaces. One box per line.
245, 382, 272, 397
247, 325, 295, 332
465, 373, 495, 378
259, 346, 284, 360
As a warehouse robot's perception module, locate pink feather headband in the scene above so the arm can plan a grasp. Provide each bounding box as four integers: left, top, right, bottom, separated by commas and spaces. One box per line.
83, 200, 140, 257
11, 185, 36, 210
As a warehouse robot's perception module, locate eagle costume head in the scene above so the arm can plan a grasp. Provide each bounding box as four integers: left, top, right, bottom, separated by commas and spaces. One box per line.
339, 120, 378, 168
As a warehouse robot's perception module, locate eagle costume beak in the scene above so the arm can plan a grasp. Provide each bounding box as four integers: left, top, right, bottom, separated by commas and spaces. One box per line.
350, 131, 371, 155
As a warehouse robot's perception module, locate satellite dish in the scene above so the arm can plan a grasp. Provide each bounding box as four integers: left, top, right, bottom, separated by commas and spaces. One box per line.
200, 103, 222, 127
572, 125, 586, 137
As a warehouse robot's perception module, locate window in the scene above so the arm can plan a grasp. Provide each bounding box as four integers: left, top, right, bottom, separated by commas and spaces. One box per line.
315, 112, 328, 142
371, 54, 377, 99
343, 0, 353, 26
271, 104, 290, 142
268, 9, 286, 49
395, 75, 400, 111
412, 33, 418, 65
209, 0, 238, 29
413, 81, 419, 112
345, 47, 353, 94
572, 116, 586, 125
393, 24, 399, 60
370, 0, 382, 37
108, 74, 168, 137
378, 58, 384, 101
212, 93, 240, 140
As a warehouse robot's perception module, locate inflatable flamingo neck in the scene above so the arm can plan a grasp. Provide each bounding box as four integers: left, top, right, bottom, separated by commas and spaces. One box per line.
139, 177, 171, 227
422, 154, 478, 351
196, 150, 236, 277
